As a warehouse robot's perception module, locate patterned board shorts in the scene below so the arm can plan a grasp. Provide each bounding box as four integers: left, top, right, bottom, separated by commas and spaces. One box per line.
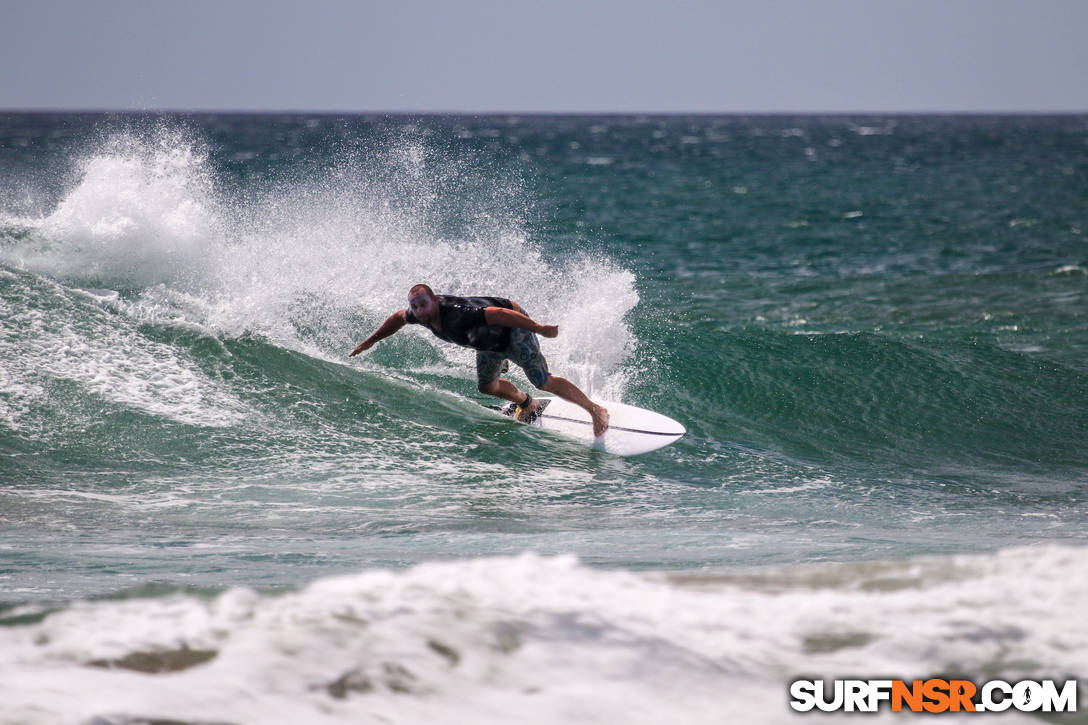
476, 327, 551, 388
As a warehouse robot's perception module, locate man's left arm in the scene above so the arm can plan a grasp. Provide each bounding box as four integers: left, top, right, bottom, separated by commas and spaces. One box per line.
484, 306, 558, 338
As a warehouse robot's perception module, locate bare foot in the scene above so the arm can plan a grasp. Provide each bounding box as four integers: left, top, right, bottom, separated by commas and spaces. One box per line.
591, 405, 609, 437
515, 399, 542, 423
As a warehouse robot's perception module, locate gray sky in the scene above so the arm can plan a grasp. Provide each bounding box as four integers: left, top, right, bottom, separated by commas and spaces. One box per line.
2, 0, 1086, 113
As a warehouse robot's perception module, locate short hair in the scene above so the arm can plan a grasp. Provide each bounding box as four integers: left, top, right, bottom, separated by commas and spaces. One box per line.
409, 283, 434, 298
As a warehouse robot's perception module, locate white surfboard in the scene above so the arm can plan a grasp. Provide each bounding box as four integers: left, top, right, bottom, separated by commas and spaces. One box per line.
496, 396, 685, 456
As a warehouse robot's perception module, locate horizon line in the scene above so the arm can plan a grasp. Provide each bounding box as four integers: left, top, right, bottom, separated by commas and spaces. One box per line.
3, 106, 1087, 117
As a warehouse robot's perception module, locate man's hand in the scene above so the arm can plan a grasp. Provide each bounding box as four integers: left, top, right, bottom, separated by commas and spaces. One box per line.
349, 311, 408, 357
348, 340, 373, 357
537, 324, 559, 338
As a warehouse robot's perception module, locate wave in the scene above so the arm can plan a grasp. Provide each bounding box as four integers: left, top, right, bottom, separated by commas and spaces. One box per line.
0, 546, 1083, 724
6, 120, 1084, 488
652, 322, 1088, 486
0, 124, 642, 472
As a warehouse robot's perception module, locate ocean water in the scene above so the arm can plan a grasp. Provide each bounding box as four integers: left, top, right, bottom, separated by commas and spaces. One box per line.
1, 113, 1086, 723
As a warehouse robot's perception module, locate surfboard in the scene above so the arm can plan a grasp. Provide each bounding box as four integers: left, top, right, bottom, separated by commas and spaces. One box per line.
495, 396, 685, 456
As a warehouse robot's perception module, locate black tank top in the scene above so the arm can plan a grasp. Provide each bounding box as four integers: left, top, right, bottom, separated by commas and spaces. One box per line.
405, 295, 515, 352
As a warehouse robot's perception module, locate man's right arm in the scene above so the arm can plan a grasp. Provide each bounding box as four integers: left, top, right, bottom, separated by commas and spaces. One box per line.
349, 310, 408, 356
483, 306, 559, 338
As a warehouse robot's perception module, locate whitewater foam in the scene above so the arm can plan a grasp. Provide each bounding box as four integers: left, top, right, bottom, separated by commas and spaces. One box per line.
6, 128, 220, 288
0, 546, 1083, 724
0, 271, 248, 431
1, 125, 638, 399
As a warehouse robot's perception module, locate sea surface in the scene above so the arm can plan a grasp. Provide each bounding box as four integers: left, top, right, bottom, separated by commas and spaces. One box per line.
1, 113, 1086, 723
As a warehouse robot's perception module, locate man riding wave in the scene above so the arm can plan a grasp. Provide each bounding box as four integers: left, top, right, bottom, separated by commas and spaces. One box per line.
349, 284, 609, 436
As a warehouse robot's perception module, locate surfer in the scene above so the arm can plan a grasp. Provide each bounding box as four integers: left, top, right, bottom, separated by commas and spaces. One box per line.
349, 284, 609, 436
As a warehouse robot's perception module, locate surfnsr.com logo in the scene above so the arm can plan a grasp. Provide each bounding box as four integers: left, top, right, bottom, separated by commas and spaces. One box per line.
789, 679, 1079, 713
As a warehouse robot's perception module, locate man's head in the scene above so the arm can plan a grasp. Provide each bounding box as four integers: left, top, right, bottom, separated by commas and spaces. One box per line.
408, 284, 438, 321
